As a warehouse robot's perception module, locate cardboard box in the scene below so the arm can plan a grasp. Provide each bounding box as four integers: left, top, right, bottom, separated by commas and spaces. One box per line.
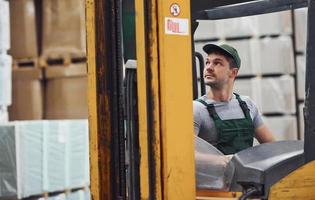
8, 68, 44, 120
44, 63, 88, 119
9, 0, 38, 59
42, 0, 86, 58
0, 0, 10, 52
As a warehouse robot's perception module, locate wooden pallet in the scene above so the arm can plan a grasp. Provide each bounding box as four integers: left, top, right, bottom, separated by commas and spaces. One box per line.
12, 58, 39, 69
40, 53, 87, 67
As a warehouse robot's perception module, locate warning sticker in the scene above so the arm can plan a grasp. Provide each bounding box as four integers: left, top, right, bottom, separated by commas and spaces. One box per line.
165, 17, 189, 36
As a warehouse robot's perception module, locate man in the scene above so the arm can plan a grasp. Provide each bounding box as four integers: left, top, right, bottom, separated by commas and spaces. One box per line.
194, 43, 274, 155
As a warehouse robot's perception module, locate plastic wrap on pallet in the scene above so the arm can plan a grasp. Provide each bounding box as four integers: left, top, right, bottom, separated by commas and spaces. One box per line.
263, 116, 298, 140
42, 0, 86, 57
294, 8, 307, 53
0, 0, 10, 52
297, 55, 306, 100
43, 121, 67, 192
253, 36, 294, 75
0, 54, 12, 106
52, 193, 66, 200
195, 136, 234, 190
9, 0, 38, 59
216, 17, 256, 38
16, 121, 44, 198
66, 120, 90, 188
0, 106, 8, 123
255, 11, 292, 36
194, 20, 218, 40
260, 76, 296, 114
234, 78, 262, 111
0, 125, 17, 198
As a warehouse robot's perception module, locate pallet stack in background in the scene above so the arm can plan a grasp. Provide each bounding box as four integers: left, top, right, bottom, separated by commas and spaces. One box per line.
8, 0, 87, 121
194, 10, 307, 141
0, 0, 90, 199
0, 0, 12, 123
294, 8, 308, 140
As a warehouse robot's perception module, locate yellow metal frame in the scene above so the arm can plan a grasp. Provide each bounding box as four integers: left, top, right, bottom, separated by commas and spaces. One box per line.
136, 0, 196, 199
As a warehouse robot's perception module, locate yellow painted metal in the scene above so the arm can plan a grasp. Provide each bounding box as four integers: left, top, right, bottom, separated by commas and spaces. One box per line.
135, 0, 152, 198
269, 160, 315, 200
85, 1, 99, 200
157, 1, 196, 199
86, 1, 110, 199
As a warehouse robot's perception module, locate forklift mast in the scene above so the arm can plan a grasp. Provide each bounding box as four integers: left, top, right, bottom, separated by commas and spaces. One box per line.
86, 0, 315, 199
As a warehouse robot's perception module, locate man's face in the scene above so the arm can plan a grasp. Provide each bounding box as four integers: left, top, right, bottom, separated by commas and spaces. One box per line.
203, 53, 237, 89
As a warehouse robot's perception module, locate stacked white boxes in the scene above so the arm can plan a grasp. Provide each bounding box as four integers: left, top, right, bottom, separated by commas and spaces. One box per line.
194, 10, 300, 140
0, 120, 89, 199
0, 0, 11, 123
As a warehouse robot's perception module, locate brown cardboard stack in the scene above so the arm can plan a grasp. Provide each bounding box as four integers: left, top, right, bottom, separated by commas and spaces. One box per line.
45, 64, 88, 119
42, 0, 86, 58
9, 0, 38, 59
9, 68, 44, 120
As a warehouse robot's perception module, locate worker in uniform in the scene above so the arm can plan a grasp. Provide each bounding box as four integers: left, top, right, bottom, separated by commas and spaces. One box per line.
193, 44, 275, 155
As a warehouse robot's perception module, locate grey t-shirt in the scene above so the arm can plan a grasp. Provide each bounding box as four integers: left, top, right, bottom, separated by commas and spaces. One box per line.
193, 94, 264, 145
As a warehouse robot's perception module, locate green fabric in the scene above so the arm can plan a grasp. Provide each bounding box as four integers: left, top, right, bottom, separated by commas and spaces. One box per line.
196, 94, 254, 154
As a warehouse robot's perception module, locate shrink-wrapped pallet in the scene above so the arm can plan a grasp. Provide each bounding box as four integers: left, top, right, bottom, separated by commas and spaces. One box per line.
216, 17, 256, 38
260, 76, 296, 114
45, 63, 88, 119
42, 0, 86, 58
294, 8, 307, 53
194, 20, 218, 40
296, 55, 306, 100
263, 116, 298, 140
9, 68, 44, 120
0, 53, 12, 106
255, 11, 292, 36
233, 78, 262, 110
0, 121, 44, 199
0, 0, 10, 52
9, 0, 38, 59
0, 120, 90, 199
252, 36, 294, 75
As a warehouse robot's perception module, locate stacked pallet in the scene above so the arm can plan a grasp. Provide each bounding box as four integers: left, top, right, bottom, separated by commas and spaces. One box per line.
8, 0, 87, 120
194, 10, 301, 141
0, 0, 12, 123
0, 120, 90, 200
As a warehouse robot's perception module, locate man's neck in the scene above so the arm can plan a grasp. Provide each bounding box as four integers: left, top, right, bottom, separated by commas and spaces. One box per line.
207, 87, 233, 102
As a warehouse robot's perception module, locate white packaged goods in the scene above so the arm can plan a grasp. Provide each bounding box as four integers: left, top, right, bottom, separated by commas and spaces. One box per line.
260, 76, 296, 114
0, 53, 12, 106
255, 11, 292, 36
234, 78, 262, 111
67, 189, 90, 200
296, 55, 306, 100
216, 17, 255, 38
263, 116, 298, 140
253, 36, 294, 75
294, 8, 307, 52
0, 0, 10, 51
0, 106, 8, 123
228, 40, 257, 76
0, 120, 89, 199
194, 20, 217, 40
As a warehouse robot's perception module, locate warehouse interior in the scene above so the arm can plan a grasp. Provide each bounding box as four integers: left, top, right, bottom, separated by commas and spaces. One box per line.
0, 0, 309, 200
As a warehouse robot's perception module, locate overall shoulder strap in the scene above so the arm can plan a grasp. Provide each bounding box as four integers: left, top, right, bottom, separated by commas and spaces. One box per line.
195, 99, 220, 120
234, 93, 251, 119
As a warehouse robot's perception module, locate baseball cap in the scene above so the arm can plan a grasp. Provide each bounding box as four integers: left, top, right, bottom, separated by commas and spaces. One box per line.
203, 44, 241, 68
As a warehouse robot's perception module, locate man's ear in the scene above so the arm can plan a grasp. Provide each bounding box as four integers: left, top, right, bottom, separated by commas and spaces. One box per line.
230, 68, 239, 78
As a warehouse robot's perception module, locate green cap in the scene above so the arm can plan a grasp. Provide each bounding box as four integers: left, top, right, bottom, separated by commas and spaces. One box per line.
203, 44, 241, 68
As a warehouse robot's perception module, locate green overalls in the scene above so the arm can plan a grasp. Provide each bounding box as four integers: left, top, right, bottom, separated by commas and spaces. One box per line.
197, 93, 254, 155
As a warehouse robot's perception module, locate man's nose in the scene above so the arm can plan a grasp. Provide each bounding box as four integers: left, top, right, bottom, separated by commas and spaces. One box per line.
205, 63, 214, 71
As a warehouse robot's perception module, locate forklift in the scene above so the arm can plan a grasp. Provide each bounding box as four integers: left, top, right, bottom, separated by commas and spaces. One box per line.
86, 0, 315, 199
